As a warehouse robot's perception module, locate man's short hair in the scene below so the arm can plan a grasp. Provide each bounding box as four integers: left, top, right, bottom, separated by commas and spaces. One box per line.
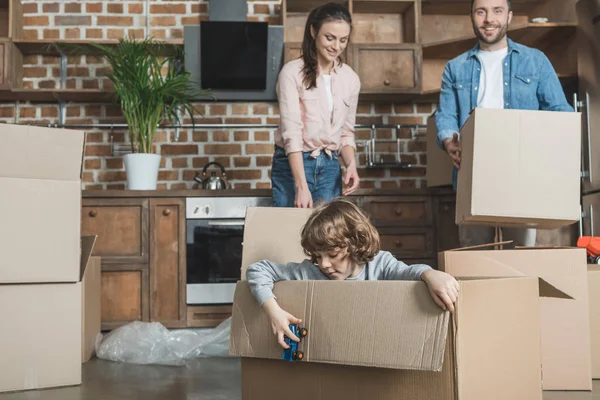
470, 0, 512, 12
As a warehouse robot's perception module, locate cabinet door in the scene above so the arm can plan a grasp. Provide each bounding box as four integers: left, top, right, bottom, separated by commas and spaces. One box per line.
100, 266, 149, 330
351, 44, 422, 94
577, 0, 600, 193
82, 198, 149, 264
436, 196, 460, 252
149, 198, 186, 328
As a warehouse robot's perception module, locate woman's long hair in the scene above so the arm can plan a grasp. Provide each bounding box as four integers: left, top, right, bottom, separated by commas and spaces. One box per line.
301, 3, 352, 90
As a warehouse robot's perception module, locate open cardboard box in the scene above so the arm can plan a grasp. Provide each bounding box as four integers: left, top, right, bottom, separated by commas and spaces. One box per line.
456, 108, 581, 229
0, 236, 101, 393
439, 242, 592, 391
230, 207, 568, 399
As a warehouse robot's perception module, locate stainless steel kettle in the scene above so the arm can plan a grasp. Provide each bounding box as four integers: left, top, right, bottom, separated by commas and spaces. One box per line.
194, 162, 229, 190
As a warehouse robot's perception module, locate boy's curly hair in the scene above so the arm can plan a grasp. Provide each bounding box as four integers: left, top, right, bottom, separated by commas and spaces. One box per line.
300, 198, 380, 265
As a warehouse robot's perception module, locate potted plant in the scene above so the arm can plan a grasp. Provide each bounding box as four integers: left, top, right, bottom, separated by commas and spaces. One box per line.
86, 38, 212, 190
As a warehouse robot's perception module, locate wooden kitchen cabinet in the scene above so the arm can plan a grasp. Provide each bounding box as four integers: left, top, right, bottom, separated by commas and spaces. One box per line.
0, 39, 22, 90
82, 197, 187, 330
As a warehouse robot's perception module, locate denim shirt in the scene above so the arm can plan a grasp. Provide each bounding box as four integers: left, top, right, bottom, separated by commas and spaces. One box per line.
435, 39, 574, 188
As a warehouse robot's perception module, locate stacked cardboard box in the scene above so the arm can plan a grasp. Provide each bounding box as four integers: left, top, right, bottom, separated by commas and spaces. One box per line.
230, 207, 580, 399
0, 124, 101, 393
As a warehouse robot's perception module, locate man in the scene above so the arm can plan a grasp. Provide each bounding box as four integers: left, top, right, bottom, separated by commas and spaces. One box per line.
436, 0, 573, 247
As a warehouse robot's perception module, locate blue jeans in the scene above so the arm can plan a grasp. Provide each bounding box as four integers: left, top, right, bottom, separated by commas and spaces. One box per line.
271, 146, 342, 207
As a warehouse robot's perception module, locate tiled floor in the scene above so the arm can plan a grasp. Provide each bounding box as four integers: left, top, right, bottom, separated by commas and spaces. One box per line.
0, 357, 599, 399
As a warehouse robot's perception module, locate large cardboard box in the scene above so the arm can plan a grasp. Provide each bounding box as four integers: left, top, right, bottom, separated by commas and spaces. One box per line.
456, 108, 581, 229
231, 207, 566, 400
426, 111, 454, 187
588, 265, 600, 379
439, 244, 592, 390
0, 237, 100, 393
0, 123, 85, 283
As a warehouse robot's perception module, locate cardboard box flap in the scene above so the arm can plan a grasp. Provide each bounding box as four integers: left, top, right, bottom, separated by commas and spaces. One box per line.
241, 207, 313, 280
448, 241, 513, 251
230, 280, 450, 372
80, 235, 97, 281
441, 249, 577, 300
0, 124, 85, 181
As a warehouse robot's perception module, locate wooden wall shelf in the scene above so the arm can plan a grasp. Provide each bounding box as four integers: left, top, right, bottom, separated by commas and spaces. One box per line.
13, 39, 184, 56
0, 88, 114, 103
423, 22, 577, 59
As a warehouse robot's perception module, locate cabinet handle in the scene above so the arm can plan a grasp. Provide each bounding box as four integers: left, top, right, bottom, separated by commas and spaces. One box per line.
442, 204, 450, 213
384, 79, 391, 86
163, 208, 172, 216
394, 207, 403, 216
395, 240, 403, 248
89, 209, 97, 217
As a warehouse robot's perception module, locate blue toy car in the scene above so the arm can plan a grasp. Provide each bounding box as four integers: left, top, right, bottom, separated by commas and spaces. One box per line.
282, 324, 308, 362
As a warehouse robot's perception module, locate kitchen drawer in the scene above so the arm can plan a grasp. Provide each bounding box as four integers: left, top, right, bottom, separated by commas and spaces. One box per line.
187, 305, 233, 328
378, 227, 434, 258
351, 43, 422, 94
364, 196, 432, 226
82, 198, 149, 264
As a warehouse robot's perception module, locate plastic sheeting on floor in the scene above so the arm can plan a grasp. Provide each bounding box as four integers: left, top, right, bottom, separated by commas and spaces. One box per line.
95, 317, 232, 366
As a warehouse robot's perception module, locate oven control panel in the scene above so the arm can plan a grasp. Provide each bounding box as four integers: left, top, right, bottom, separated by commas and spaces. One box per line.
186, 197, 272, 219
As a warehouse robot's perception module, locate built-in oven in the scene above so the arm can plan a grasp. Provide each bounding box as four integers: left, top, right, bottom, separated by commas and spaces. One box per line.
185, 196, 272, 305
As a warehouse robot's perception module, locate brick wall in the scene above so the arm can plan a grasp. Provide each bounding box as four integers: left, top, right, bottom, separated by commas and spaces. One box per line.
1, 0, 436, 190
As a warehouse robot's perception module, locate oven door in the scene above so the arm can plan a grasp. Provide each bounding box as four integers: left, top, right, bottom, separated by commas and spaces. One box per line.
186, 219, 245, 305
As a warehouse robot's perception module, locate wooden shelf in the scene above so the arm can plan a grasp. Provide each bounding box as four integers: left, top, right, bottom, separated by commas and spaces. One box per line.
0, 88, 114, 103
285, 0, 348, 13
12, 39, 184, 56
353, 0, 415, 14
423, 22, 576, 59
422, 0, 550, 15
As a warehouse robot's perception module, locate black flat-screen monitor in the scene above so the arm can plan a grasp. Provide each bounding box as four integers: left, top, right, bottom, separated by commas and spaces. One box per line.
200, 21, 269, 90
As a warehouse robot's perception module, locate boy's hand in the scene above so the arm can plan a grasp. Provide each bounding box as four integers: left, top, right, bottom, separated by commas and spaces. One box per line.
263, 297, 303, 349
421, 269, 460, 313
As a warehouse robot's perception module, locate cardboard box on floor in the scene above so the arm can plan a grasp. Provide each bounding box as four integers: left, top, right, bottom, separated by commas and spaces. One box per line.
0, 236, 101, 393
588, 265, 600, 379
0, 123, 85, 283
230, 207, 568, 400
456, 108, 581, 229
439, 243, 592, 391
426, 111, 454, 188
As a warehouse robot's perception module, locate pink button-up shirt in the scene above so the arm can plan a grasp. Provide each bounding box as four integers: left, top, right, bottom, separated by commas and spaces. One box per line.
275, 58, 360, 158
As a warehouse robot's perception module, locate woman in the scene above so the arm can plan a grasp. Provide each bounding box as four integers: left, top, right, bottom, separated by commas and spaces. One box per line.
271, 2, 361, 208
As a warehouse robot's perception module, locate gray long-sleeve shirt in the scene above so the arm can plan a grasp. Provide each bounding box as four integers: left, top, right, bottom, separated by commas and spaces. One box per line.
246, 251, 432, 305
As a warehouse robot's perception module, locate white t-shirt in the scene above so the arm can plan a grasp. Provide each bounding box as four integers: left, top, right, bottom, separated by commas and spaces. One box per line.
322, 74, 334, 118
477, 47, 508, 109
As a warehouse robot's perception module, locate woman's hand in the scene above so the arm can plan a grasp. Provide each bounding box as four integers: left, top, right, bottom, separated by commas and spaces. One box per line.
420, 269, 460, 313
294, 185, 313, 208
263, 297, 303, 348
340, 146, 360, 196
343, 163, 360, 196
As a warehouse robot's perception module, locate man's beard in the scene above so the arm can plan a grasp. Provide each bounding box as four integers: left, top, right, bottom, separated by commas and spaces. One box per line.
472, 20, 509, 45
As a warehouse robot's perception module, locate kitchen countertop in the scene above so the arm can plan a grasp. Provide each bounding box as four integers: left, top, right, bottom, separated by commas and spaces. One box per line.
82, 187, 455, 198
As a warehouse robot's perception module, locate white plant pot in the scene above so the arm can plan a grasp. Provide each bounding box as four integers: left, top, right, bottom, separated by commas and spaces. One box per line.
124, 153, 162, 190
